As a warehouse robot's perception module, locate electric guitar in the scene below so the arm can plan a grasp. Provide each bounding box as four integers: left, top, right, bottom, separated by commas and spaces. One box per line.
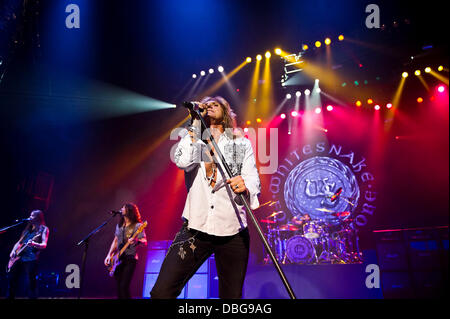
7, 232, 42, 272
106, 221, 147, 277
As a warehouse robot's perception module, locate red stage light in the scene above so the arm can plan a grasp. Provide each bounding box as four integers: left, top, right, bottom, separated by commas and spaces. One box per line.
438, 85, 445, 93
374, 105, 380, 110
386, 103, 393, 109
280, 113, 286, 119
291, 111, 298, 117
417, 97, 423, 103
326, 105, 333, 111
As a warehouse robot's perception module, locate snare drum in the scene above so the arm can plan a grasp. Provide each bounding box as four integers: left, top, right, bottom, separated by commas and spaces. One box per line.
303, 221, 323, 239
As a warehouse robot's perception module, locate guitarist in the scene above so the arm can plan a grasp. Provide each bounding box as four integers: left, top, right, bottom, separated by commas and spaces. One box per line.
104, 203, 147, 299
7, 210, 49, 299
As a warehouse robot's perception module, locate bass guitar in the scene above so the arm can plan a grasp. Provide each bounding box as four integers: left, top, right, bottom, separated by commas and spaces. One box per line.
106, 221, 147, 277
7, 232, 42, 272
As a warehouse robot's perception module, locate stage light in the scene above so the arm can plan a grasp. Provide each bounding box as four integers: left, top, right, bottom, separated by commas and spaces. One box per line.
246, 120, 251, 125
288, 131, 292, 135
256, 118, 262, 123
192, 74, 197, 78
291, 111, 298, 117
295, 91, 301, 97
438, 85, 445, 93
354, 81, 359, 86
275, 48, 282, 55
314, 107, 321, 114
417, 97, 423, 103
286, 93, 292, 99
315, 88, 321, 93
402, 72, 408, 78
315, 41, 322, 48
415, 70, 421, 76
209, 68, 214, 74
218, 66, 224, 72
324, 128, 328, 133
304, 89, 311, 96
256, 54, 262, 61
425, 67, 431, 73
280, 113, 286, 119
326, 105, 333, 111
324, 38, 331, 45
356, 100, 362, 107
367, 99, 373, 104
374, 105, 380, 110
244, 128, 249, 132
438, 65, 444, 71
200, 70, 206, 76
246, 57, 252, 63
265, 51, 271, 58
302, 44, 309, 51
386, 103, 393, 109
315, 79, 319, 83
338, 35, 344, 41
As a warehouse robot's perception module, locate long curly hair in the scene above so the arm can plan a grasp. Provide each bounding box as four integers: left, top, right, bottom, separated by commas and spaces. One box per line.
200, 96, 237, 133
118, 203, 142, 227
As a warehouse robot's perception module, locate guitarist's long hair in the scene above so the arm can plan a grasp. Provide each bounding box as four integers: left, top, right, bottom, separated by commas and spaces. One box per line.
118, 203, 142, 227
21, 210, 46, 238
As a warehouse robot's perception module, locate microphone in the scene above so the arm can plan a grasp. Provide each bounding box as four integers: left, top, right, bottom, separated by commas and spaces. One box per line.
183, 101, 207, 113
14, 218, 31, 223
109, 210, 122, 216
330, 187, 343, 202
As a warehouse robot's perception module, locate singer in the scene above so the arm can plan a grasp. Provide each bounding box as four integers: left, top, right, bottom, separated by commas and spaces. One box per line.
151, 96, 261, 299
6, 210, 49, 299
104, 203, 147, 299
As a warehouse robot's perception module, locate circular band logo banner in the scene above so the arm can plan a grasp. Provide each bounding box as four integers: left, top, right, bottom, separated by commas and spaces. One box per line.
284, 156, 360, 225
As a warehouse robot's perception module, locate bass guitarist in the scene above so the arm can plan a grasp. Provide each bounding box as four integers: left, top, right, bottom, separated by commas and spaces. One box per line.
7, 210, 49, 299
104, 203, 147, 299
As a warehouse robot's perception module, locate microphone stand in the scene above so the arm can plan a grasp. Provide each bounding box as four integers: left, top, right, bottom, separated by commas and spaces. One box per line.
76, 212, 119, 299
191, 107, 297, 299
0, 219, 29, 235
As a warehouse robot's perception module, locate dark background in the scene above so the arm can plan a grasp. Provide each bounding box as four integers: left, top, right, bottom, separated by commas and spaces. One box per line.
0, 0, 448, 298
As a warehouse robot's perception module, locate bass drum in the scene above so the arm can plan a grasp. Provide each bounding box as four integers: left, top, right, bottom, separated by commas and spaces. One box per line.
285, 235, 316, 264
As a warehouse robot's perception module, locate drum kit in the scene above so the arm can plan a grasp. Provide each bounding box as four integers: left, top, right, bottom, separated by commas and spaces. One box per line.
258, 203, 362, 265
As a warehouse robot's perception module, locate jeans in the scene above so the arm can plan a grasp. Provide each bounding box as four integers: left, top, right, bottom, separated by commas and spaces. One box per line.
7, 260, 38, 299
150, 223, 250, 299
114, 256, 137, 299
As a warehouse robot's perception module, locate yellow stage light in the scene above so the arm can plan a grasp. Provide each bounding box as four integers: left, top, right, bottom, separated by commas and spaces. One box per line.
356, 100, 362, 107
415, 70, 421, 76
438, 65, 444, 71
265, 51, 271, 59
367, 99, 373, 104
256, 118, 262, 123
275, 48, 282, 55
338, 35, 344, 41
302, 44, 308, 51
246, 57, 252, 63
425, 67, 431, 73
246, 120, 251, 125
402, 72, 408, 78
256, 54, 262, 61
315, 41, 322, 48
324, 38, 331, 45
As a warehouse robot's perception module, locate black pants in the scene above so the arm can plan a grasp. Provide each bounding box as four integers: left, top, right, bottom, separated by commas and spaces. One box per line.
114, 256, 137, 299
7, 260, 38, 299
150, 224, 250, 299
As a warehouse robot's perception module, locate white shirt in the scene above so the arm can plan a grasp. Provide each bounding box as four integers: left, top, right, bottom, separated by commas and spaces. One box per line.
174, 129, 261, 236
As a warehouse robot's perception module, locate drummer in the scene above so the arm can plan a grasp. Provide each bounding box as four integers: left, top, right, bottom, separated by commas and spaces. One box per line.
292, 213, 311, 225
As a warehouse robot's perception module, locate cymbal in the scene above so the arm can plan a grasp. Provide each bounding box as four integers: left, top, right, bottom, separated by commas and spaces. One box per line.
256, 201, 273, 209
260, 219, 276, 224
265, 211, 284, 219
315, 207, 335, 213
278, 224, 300, 231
